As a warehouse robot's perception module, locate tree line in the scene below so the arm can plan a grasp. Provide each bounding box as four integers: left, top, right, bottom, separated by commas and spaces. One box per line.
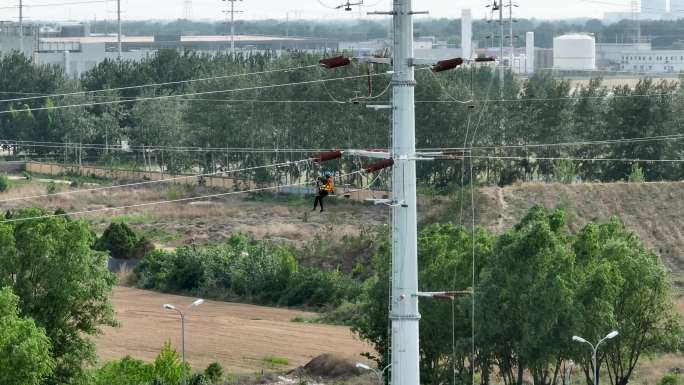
0, 51, 682, 191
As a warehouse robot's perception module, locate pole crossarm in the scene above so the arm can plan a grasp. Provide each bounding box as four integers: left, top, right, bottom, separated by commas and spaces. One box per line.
414, 291, 473, 300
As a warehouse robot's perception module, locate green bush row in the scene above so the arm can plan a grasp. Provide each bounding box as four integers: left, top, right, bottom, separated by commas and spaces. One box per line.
132, 234, 361, 309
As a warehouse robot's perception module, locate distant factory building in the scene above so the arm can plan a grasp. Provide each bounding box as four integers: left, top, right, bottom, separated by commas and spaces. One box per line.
596, 42, 652, 69
620, 50, 684, 72
34, 32, 339, 77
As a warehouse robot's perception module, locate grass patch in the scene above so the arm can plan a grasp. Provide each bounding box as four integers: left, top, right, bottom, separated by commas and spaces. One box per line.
290, 315, 321, 323
110, 214, 155, 225
142, 227, 180, 243
262, 356, 289, 367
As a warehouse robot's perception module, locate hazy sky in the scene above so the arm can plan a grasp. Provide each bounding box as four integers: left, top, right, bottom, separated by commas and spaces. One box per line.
0, 0, 644, 23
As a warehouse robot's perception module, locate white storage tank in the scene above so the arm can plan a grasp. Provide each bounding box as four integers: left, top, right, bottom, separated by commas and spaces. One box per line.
553, 34, 595, 71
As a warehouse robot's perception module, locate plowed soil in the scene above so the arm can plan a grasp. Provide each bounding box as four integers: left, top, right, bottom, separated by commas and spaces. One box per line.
95, 287, 372, 373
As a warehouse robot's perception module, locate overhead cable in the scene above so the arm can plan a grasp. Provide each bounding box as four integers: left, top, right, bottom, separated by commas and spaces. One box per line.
0, 72, 392, 115
0, 64, 319, 104
0, 170, 364, 224
0, 159, 311, 203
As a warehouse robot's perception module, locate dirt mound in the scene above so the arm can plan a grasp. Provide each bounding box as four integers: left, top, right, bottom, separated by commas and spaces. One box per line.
298, 354, 362, 379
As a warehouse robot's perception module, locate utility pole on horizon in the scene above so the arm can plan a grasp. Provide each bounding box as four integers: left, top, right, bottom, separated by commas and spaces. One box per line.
222, 0, 244, 54
117, 0, 122, 58
18, 0, 23, 54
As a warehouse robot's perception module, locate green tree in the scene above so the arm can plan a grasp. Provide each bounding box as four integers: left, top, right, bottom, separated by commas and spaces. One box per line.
0, 210, 117, 384
0, 287, 54, 385
96, 222, 154, 260
478, 206, 576, 385
153, 340, 191, 384
572, 218, 682, 385
353, 224, 492, 385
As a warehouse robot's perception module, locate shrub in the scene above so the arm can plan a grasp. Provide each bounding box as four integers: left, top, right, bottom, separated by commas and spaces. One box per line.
658, 374, 683, 385
133, 250, 174, 289
153, 340, 191, 385
46, 181, 59, 195
262, 356, 289, 367
0, 175, 9, 193
22, 171, 32, 180
132, 235, 361, 309
96, 222, 154, 260
629, 163, 646, 183
554, 159, 577, 184
93, 356, 153, 385
281, 268, 344, 307
204, 362, 224, 384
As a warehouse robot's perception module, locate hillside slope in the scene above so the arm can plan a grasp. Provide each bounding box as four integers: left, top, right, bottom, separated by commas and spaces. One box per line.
433, 181, 684, 289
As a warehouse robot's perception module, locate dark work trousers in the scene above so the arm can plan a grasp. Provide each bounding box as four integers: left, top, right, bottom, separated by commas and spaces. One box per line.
313, 191, 329, 211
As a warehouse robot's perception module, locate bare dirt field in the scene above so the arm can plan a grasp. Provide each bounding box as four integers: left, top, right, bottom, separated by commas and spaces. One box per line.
95, 287, 372, 373
0, 180, 388, 249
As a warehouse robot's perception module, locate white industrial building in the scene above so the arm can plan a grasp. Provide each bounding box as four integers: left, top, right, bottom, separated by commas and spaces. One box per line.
619, 50, 684, 72
553, 34, 596, 71
596, 42, 652, 69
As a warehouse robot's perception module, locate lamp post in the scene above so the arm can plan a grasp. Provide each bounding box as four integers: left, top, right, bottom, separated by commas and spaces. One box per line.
163, 298, 204, 363
356, 363, 391, 384
572, 330, 619, 385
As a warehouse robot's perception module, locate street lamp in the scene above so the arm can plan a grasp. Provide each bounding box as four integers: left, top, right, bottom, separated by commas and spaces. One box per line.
572, 330, 619, 385
163, 299, 204, 363
356, 362, 391, 384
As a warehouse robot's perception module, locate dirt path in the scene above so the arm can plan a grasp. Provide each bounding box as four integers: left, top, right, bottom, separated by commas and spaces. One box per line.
95, 287, 372, 373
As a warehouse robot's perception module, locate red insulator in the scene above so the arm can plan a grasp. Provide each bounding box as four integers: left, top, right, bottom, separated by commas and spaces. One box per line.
314, 150, 343, 163
475, 57, 496, 62
364, 159, 394, 173
319, 56, 351, 69
432, 58, 464, 72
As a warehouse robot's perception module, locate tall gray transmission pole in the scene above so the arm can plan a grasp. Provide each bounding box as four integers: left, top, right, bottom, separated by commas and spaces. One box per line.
117, 0, 122, 58
390, 0, 420, 383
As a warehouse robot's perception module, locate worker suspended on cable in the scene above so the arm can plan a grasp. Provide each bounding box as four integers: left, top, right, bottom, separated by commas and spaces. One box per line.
313, 171, 334, 212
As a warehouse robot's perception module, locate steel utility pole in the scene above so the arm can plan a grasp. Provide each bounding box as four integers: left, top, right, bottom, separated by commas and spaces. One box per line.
18, 0, 23, 54
117, 0, 122, 58
390, 0, 420, 382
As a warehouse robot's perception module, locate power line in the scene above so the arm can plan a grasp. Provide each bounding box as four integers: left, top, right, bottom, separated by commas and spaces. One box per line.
0, 170, 364, 224
0, 139, 333, 153
0, 0, 108, 10
423, 134, 684, 151
415, 91, 678, 104
0, 64, 319, 104
465, 155, 684, 163
0, 72, 392, 115
6, 133, 683, 154
0, 159, 311, 203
